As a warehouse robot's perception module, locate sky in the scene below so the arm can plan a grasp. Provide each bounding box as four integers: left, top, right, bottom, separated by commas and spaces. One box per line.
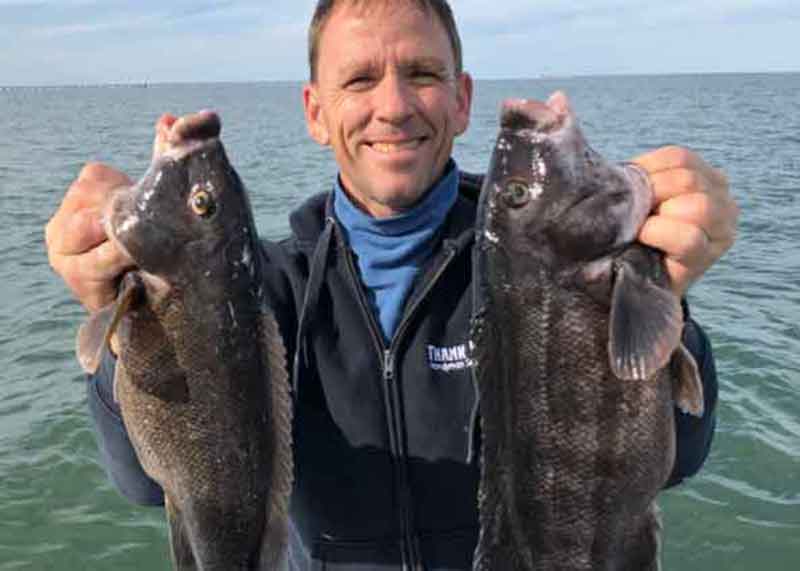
1, 0, 798, 86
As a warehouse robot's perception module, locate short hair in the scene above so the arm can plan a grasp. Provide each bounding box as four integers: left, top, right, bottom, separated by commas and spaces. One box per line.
307, 0, 463, 82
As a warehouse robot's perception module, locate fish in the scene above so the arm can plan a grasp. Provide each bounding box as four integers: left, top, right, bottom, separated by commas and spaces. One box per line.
470, 92, 704, 571
77, 111, 293, 570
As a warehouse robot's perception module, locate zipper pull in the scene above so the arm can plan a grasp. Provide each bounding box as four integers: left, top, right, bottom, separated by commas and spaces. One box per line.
383, 349, 394, 382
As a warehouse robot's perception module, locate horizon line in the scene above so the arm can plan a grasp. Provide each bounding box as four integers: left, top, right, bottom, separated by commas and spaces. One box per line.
2, 69, 798, 90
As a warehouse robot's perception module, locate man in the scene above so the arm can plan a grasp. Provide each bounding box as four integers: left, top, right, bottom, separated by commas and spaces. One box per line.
46, 0, 738, 569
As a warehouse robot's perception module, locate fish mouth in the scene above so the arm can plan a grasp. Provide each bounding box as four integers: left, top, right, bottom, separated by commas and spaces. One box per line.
103, 188, 138, 266
154, 110, 221, 160
500, 91, 571, 133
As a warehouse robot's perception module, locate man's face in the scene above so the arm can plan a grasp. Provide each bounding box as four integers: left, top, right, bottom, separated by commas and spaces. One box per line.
303, 1, 473, 218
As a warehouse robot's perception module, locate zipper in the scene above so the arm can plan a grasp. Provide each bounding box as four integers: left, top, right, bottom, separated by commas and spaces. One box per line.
382, 348, 415, 568
337, 226, 417, 566
337, 222, 462, 570
383, 243, 459, 570
389, 244, 458, 352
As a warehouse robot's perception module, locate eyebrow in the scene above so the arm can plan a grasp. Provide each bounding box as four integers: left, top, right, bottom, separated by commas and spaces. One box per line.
336, 55, 451, 80
336, 56, 379, 77
398, 57, 450, 75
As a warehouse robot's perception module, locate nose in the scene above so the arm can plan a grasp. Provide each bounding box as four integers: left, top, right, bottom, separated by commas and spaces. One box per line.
373, 71, 415, 125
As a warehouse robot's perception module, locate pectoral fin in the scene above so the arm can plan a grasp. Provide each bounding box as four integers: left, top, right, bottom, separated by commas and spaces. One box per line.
609, 261, 683, 381
76, 275, 141, 374
671, 343, 705, 417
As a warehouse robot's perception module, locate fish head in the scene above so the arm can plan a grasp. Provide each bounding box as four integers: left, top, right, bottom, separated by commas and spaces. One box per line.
478, 91, 653, 266
106, 112, 259, 290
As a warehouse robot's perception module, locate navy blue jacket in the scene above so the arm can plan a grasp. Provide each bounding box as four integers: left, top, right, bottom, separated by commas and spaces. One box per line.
87, 173, 718, 570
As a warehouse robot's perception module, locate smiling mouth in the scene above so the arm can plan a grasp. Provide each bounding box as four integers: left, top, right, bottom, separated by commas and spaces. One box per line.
368, 138, 427, 154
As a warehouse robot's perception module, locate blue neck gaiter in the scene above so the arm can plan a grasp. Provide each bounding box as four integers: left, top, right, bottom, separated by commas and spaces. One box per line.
333, 161, 459, 343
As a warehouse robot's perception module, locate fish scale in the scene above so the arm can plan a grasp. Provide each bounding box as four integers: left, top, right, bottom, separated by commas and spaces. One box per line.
471, 92, 703, 571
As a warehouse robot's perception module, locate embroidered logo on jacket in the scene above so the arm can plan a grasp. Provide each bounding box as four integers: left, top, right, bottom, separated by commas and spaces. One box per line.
426, 344, 471, 372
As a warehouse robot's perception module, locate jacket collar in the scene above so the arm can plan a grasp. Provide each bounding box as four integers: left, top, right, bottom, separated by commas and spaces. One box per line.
288, 171, 484, 256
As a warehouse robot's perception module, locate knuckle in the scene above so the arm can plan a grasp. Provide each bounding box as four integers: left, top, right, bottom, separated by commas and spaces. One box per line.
44, 216, 67, 253
78, 162, 106, 182
96, 242, 117, 267
684, 226, 708, 255
58, 263, 80, 293
693, 192, 714, 219
663, 145, 690, 165
677, 168, 701, 192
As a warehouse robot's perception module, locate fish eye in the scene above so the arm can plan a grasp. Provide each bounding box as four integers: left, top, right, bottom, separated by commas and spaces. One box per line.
503, 180, 531, 208
189, 188, 216, 218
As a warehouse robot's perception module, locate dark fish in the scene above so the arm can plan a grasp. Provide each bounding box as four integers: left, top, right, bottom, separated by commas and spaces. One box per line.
77, 111, 293, 570
471, 92, 704, 571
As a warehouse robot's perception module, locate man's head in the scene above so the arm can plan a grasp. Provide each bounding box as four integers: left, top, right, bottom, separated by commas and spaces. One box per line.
308, 0, 463, 83
302, 0, 473, 218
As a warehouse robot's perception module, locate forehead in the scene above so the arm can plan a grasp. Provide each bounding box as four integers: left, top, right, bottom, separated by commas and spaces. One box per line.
317, 1, 454, 72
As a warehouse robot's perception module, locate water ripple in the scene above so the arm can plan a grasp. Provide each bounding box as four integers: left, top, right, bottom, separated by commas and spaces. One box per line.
2, 75, 800, 570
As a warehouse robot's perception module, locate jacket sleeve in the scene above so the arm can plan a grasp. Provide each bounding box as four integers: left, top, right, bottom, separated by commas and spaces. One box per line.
664, 314, 719, 488
87, 347, 165, 506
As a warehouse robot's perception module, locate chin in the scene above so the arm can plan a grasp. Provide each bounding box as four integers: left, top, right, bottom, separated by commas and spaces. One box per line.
378, 183, 428, 210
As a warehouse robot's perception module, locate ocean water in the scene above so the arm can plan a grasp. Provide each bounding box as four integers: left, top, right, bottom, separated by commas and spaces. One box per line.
0, 74, 798, 570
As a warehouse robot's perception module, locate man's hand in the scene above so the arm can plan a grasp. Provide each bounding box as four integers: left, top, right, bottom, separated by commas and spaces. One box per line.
45, 113, 187, 313
633, 146, 739, 297
45, 163, 134, 312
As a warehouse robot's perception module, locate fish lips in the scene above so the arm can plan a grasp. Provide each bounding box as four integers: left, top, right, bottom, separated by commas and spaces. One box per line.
500, 91, 572, 133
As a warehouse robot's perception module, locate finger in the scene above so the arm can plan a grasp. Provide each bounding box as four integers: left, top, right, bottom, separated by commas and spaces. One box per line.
55, 241, 134, 312
153, 113, 178, 157
73, 276, 123, 314
638, 215, 710, 268
59, 163, 130, 214
156, 113, 178, 132
656, 192, 731, 242
631, 145, 715, 178
78, 239, 134, 280
647, 167, 715, 205
662, 258, 694, 298
47, 206, 106, 255
709, 166, 729, 189
53, 239, 133, 284
46, 163, 131, 250
639, 216, 713, 297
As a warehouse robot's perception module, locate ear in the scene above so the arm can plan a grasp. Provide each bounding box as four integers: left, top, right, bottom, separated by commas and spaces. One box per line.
453, 72, 473, 136
303, 83, 331, 146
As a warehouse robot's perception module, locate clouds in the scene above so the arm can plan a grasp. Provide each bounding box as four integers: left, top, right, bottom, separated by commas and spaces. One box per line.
456, 0, 800, 78
0, 0, 797, 85
0, 0, 316, 85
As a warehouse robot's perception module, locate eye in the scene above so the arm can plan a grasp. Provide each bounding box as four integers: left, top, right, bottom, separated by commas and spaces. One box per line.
409, 70, 440, 86
189, 188, 216, 218
345, 75, 375, 91
502, 180, 531, 208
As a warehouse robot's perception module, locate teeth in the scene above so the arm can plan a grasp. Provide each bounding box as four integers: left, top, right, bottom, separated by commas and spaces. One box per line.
371, 139, 422, 154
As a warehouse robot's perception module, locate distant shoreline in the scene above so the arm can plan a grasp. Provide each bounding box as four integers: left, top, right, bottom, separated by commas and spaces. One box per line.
1, 70, 798, 90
